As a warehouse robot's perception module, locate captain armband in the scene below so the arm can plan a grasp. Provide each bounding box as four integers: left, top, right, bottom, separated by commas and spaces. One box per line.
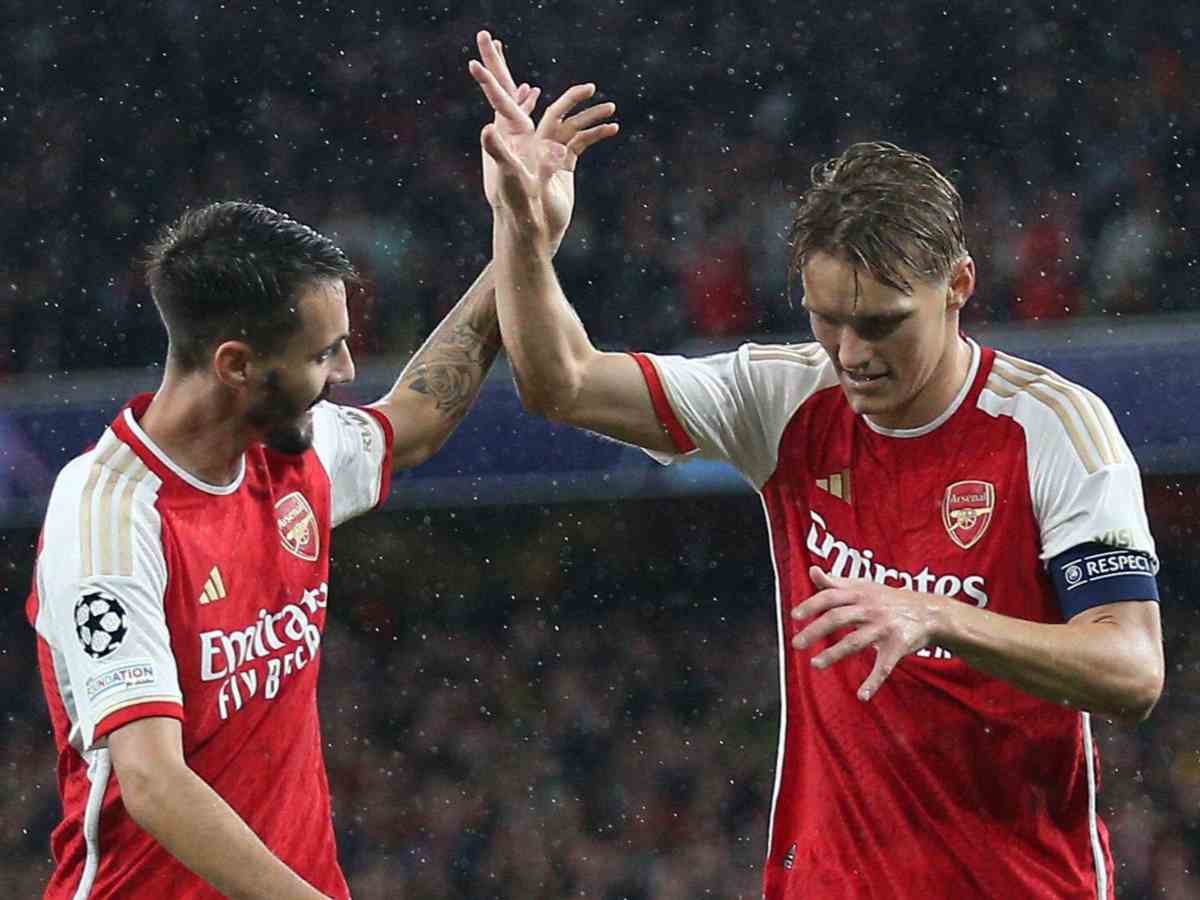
1049, 542, 1160, 620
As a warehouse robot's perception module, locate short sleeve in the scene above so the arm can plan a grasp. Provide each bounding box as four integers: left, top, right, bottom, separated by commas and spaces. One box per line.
310, 403, 395, 527
630, 343, 837, 489
1026, 396, 1156, 565
33, 451, 183, 751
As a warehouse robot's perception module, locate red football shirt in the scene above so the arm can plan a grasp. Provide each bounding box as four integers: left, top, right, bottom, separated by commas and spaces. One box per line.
28, 394, 393, 899
633, 339, 1157, 899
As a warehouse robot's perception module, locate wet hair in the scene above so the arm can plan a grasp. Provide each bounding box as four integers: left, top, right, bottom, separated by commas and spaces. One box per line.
788, 141, 967, 294
144, 201, 357, 371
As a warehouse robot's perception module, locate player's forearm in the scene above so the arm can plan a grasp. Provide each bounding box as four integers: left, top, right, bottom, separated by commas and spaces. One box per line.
122, 763, 331, 900
933, 602, 1163, 724
372, 263, 503, 468
493, 213, 598, 419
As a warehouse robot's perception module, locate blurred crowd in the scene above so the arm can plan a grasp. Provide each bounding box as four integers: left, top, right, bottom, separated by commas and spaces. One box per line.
4, 1, 1199, 375
3, 487, 1200, 898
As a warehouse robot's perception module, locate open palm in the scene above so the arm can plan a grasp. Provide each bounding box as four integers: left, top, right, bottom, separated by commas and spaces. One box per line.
469, 31, 618, 248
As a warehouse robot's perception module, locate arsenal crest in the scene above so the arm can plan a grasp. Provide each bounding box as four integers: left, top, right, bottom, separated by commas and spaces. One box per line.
942, 480, 995, 550
275, 491, 319, 561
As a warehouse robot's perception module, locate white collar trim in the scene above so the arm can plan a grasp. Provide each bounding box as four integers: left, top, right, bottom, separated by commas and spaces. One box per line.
863, 338, 980, 439
124, 408, 246, 495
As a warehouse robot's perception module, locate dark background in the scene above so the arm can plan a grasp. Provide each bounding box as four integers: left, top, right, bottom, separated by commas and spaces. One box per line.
3, 1, 1199, 897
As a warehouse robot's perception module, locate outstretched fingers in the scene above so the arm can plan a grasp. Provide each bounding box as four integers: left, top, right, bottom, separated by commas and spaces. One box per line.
537, 83, 598, 137
564, 101, 616, 132
567, 122, 620, 160
469, 60, 534, 130
857, 649, 900, 701
811, 625, 879, 669
477, 31, 520, 96
519, 85, 541, 116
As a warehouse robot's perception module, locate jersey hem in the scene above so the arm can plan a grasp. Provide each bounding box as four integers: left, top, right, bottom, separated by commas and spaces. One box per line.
629, 352, 697, 453
93, 700, 185, 744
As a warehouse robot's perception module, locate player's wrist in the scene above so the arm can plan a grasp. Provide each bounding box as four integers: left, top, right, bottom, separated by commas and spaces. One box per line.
922, 591, 959, 647
495, 209, 555, 257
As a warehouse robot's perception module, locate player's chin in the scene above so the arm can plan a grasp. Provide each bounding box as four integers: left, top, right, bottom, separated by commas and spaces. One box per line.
264, 416, 315, 455
840, 381, 893, 413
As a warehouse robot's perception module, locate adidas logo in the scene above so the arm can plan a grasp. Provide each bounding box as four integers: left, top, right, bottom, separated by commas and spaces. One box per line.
198, 566, 227, 605
815, 468, 852, 502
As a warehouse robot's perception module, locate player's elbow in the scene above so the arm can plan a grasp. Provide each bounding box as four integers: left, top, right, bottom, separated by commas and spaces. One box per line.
114, 756, 181, 829
390, 433, 449, 472
511, 366, 583, 423
110, 723, 192, 830
1111, 655, 1164, 726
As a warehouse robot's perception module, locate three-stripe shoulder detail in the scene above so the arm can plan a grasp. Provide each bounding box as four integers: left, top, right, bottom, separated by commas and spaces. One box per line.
78, 432, 160, 578
984, 352, 1123, 475
747, 343, 827, 367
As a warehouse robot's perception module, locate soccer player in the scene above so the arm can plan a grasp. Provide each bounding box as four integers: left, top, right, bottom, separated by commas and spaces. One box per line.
26, 44, 616, 899
472, 34, 1164, 899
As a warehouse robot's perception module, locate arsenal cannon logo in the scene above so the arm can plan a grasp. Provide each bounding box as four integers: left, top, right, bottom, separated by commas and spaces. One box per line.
275, 491, 319, 561
942, 480, 995, 550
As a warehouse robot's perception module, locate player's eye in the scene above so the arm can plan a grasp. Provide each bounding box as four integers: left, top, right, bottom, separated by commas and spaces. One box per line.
808, 310, 836, 328
854, 318, 904, 341
315, 339, 344, 364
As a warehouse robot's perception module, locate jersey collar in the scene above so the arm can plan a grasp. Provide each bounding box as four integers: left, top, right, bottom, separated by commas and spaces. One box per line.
113, 393, 246, 495
862, 338, 981, 439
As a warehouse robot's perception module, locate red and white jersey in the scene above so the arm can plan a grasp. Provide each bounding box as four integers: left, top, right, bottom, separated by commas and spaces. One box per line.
27, 393, 393, 900
632, 339, 1156, 900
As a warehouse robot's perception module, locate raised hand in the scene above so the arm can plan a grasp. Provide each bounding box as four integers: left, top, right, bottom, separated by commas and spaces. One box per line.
468, 30, 618, 250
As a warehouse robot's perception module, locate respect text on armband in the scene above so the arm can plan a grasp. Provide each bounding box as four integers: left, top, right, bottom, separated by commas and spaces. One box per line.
199, 583, 328, 720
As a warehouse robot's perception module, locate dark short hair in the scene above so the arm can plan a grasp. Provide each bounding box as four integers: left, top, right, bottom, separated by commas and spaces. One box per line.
144, 201, 358, 370
789, 141, 967, 294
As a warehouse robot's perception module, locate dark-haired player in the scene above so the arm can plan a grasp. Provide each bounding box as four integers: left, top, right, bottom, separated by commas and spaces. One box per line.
27, 45, 617, 899
474, 32, 1163, 899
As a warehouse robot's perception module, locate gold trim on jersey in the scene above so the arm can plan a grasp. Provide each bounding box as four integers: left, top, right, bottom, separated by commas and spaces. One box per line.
79, 435, 154, 578
95, 693, 182, 723
79, 438, 121, 577
198, 566, 228, 605
994, 353, 1121, 465
815, 468, 853, 502
986, 354, 1121, 475
748, 343, 827, 366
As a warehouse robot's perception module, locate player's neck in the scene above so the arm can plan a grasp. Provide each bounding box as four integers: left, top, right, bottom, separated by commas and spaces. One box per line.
867, 333, 973, 432
139, 373, 252, 487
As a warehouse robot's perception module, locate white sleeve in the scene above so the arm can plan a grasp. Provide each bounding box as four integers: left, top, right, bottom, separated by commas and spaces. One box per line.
637, 343, 837, 489
986, 364, 1157, 562
310, 403, 393, 527
33, 452, 183, 752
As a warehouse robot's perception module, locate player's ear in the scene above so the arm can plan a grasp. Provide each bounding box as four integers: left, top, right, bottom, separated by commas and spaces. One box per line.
212, 340, 256, 390
946, 256, 975, 311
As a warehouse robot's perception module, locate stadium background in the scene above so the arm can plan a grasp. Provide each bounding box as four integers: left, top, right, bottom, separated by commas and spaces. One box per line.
2, 1, 1199, 897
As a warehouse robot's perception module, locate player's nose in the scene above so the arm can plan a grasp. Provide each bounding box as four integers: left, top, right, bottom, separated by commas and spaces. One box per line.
331, 342, 356, 384
836, 328, 872, 372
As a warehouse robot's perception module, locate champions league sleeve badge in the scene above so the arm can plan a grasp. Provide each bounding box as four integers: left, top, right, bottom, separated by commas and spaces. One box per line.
74, 590, 129, 659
